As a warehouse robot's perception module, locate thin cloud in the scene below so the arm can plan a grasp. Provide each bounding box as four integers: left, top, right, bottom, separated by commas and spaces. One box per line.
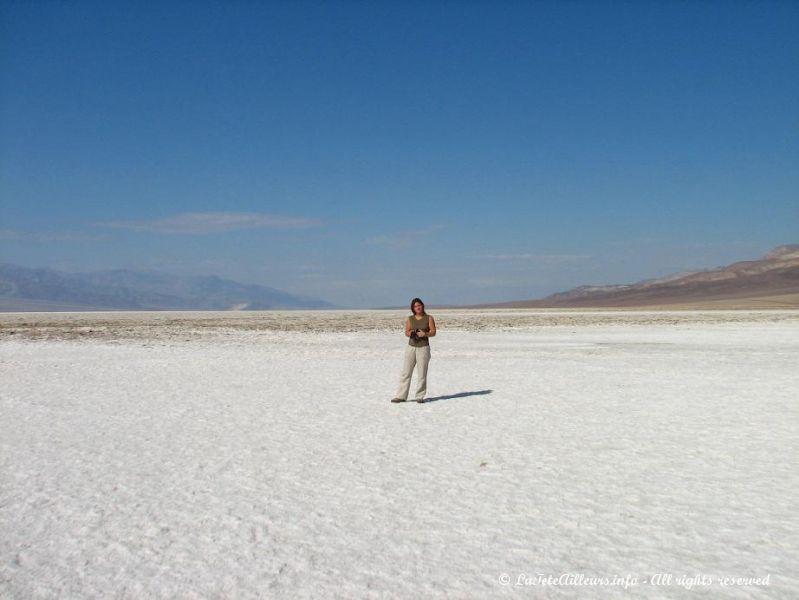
94, 211, 324, 234
0, 229, 109, 242
466, 276, 506, 287
679, 241, 760, 249
326, 277, 401, 288
365, 224, 446, 248
606, 238, 757, 249
472, 253, 591, 264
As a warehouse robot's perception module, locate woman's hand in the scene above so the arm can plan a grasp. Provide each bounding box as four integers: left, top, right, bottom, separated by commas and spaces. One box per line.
417, 331, 426, 337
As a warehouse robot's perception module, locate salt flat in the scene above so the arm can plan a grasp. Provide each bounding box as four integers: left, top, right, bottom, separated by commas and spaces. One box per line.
1, 310, 797, 599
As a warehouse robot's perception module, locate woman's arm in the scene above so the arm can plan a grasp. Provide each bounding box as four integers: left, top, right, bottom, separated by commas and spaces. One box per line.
425, 315, 436, 337
405, 317, 412, 338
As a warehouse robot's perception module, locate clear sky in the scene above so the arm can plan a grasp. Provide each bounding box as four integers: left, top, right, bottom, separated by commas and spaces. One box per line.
1, 0, 797, 308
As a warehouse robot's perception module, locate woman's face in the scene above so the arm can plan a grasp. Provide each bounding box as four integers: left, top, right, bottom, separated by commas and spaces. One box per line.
413, 302, 423, 314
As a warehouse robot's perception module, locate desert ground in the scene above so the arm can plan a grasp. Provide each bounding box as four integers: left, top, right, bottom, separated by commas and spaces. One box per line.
1, 309, 797, 599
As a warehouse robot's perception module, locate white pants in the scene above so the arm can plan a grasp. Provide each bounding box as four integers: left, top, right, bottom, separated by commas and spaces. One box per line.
396, 344, 431, 400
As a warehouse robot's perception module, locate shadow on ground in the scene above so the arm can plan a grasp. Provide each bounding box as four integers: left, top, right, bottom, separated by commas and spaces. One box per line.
422, 389, 493, 403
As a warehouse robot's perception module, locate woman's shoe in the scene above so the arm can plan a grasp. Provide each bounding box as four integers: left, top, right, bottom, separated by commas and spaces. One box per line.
391, 397, 407, 403
416, 398, 427, 403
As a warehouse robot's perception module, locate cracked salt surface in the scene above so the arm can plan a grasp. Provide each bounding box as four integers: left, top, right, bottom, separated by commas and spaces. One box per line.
1, 309, 797, 599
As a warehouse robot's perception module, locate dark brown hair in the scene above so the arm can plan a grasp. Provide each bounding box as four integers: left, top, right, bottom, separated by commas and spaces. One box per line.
410, 297, 426, 315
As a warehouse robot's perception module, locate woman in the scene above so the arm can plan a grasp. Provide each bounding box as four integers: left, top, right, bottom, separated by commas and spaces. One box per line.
392, 297, 436, 403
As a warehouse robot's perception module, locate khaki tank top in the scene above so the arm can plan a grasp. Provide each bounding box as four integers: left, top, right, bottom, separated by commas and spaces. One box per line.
408, 314, 431, 347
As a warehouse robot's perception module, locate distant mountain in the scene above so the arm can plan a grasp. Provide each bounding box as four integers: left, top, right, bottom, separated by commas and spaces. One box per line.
0, 264, 336, 311
464, 244, 799, 309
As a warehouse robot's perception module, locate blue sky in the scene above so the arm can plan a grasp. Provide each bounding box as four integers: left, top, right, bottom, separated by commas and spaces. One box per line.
1, 0, 797, 308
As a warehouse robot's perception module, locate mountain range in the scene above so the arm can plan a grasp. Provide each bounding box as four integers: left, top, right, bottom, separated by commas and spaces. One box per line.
2, 243, 797, 312
0, 264, 336, 311
464, 244, 799, 309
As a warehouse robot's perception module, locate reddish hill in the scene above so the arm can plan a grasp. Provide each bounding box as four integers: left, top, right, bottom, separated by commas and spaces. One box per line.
465, 244, 799, 309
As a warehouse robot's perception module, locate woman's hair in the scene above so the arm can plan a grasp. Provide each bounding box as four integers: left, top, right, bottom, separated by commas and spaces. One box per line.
410, 297, 426, 315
